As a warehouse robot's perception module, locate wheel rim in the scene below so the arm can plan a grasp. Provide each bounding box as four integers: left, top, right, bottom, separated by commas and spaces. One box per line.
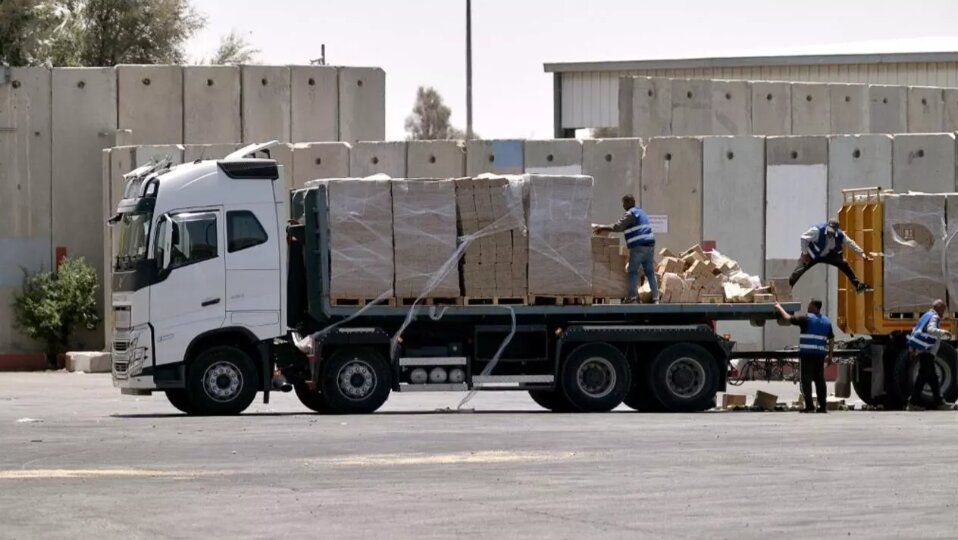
910, 357, 954, 399
576, 357, 616, 399
666, 357, 706, 399
337, 359, 376, 401
203, 360, 243, 402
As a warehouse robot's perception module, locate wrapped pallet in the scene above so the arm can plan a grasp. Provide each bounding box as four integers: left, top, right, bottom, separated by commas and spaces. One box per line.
326, 178, 394, 298
948, 195, 958, 312
527, 175, 594, 296
456, 176, 526, 299
883, 193, 946, 313
592, 235, 629, 298
392, 179, 460, 298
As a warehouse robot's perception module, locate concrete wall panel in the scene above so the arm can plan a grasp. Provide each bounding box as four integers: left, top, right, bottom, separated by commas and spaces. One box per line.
134, 144, 184, 167
868, 85, 907, 134
710, 80, 750, 135
117, 65, 182, 145
241, 66, 291, 143
291, 66, 338, 142
183, 143, 240, 162
623, 77, 671, 137
892, 133, 956, 192
52, 67, 117, 350
765, 136, 828, 350
406, 140, 465, 178
524, 139, 583, 174
790, 83, 830, 135
908, 86, 945, 133
183, 66, 241, 144
465, 139, 524, 175
750, 82, 791, 135
640, 137, 702, 252
829, 84, 868, 134
943, 89, 958, 132
292, 142, 351, 188
349, 141, 406, 178
670, 79, 711, 136
338, 67, 385, 143
583, 138, 642, 224
703, 136, 765, 350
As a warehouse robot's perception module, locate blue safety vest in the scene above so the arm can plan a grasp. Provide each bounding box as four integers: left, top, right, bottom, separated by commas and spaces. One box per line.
623, 207, 655, 247
799, 313, 832, 356
908, 310, 939, 352
808, 223, 845, 260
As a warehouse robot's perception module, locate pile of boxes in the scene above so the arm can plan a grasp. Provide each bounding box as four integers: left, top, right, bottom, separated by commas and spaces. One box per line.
527, 175, 594, 296
392, 179, 460, 299
325, 179, 395, 298
591, 235, 629, 298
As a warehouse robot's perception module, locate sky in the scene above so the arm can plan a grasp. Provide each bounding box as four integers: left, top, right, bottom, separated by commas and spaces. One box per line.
186, 0, 958, 140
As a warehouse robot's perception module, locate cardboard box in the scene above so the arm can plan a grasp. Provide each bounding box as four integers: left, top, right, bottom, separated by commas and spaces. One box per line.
326, 179, 395, 297
753, 390, 778, 411
528, 175, 593, 295
768, 278, 793, 302
753, 293, 775, 303
722, 394, 747, 408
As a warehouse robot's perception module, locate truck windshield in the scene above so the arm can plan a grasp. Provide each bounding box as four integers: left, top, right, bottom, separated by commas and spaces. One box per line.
114, 212, 152, 270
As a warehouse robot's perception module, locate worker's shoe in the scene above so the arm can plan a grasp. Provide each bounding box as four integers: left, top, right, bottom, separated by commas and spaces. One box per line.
816, 408, 828, 414
934, 402, 956, 411
906, 402, 926, 411
622, 296, 637, 304
799, 408, 815, 414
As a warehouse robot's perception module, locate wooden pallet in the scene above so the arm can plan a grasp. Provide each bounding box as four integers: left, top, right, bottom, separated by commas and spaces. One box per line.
592, 297, 623, 305
527, 295, 593, 306
463, 296, 528, 306
397, 296, 463, 306
330, 296, 397, 307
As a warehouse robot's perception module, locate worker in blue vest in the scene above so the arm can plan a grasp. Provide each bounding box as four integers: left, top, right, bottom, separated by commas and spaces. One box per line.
775, 299, 834, 413
789, 219, 872, 292
593, 194, 657, 304
906, 299, 954, 411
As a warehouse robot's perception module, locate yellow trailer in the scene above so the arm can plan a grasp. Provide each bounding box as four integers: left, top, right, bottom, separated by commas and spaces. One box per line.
838, 187, 957, 407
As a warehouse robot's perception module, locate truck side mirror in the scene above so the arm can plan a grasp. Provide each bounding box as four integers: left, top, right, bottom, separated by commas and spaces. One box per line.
155, 215, 172, 271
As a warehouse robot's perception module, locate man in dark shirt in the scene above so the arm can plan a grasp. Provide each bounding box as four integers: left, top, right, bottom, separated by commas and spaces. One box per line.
775, 300, 835, 413
593, 194, 657, 303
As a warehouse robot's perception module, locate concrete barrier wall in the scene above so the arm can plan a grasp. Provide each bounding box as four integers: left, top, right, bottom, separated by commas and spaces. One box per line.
829, 84, 868, 134
670, 79, 711, 136
703, 136, 766, 350
291, 66, 338, 142
292, 142, 351, 188
241, 66, 291, 143
944, 89, 958, 132
907, 87, 944, 133
618, 77, 671, 137
791, 83, 830, 136
524, 139, 583, 174
338, 67, 386, 143
183, 66, 241, 144
868, 85, 907, 134
641, 137, 703, 252
117, 65, 183, 145
710, 80, 750, 135
582, 138, 642, 224
406, 140, 465, 178
765, 136, 828, 350
750, 81, 791, 136
892, 133, 956, 192
350, 141, 407, 178
184, 143, 241, 162
465, 139, 524, 175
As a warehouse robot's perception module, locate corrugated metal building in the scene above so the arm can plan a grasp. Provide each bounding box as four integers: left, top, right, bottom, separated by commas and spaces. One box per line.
544, 51, 958, 136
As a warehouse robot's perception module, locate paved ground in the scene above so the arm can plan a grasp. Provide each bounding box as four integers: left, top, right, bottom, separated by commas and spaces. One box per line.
1, 373, 956, 539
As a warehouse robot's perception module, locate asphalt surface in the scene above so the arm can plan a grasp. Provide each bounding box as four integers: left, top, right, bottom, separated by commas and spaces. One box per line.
1, 373, 957, 539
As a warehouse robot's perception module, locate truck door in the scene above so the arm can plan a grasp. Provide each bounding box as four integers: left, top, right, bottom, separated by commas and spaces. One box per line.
151, 208, 226, 367
224, 203, 282, 339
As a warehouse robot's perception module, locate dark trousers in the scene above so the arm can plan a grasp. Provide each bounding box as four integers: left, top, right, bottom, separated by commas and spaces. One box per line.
910, 352, 942, 405
800, 354, 828, 411
789, 252, 861, 288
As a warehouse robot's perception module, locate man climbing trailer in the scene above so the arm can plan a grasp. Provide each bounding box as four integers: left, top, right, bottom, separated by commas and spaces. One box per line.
790, 219, 872, 292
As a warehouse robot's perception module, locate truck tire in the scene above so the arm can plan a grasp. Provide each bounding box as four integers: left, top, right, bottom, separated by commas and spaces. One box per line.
319, 347, 390, 414
186, 345, 258, 415
294, 383, 333, 413
165, 389, 196, 414
647, 343, 719, 412
623, 361, 666, 412
851, 362, 881, 408
559, 343, 631, 412
892, 343, 958, 408
528, 389, 577, 412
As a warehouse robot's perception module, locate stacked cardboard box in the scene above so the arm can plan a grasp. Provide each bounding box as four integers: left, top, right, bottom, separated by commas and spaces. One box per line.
883, 193, 947, 312
651, 246, 725, 303
326, 179, 394, 298
392, 179, 460, 298
591, 235, 629, 298
527, 175, 594, 296
455, 176, 527, 298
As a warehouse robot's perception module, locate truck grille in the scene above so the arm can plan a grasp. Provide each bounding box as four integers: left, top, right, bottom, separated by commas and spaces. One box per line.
113, 341, 129, 352
113, 360, 129, 378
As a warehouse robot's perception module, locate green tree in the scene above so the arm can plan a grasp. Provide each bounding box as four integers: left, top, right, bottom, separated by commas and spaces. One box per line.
405, 86, 467, 140
13, 257, 99, 366
0, 0, 75, 66
205, 30, 259, 65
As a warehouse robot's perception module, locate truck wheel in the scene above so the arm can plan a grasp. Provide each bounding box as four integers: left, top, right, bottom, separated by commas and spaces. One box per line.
623, 361, 665, 412
648, 343, 719, 412
559, 343, 631, 412
892, 343, 958, 408
294, 383, 333, 413
528, 389, 577, 412
851, 362, 881, 407
319, 347, 390, 414
186, 345, 258, 415
165, 389, 196, 414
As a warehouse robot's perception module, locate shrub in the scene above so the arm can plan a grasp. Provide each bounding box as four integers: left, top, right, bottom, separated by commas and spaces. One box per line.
13, 257, 99, 366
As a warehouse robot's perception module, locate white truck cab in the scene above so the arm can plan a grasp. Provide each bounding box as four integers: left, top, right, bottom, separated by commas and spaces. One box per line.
110, 143, 288, 413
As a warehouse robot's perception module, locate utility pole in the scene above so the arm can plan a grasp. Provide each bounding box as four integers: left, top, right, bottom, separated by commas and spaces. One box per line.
466, 0, 473, 139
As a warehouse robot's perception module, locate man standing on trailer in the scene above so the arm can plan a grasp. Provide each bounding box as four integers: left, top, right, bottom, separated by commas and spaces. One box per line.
593, 194, 657, 304
789, 219, 872, 292
906, 299, 954, 411
775, 300, 834, 413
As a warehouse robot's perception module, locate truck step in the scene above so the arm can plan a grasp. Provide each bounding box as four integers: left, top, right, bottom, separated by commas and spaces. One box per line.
330, 296, 397, 307
472, 375, 554, 385
399, 383, 469, 392
527, 295, 593, 306
399, 356, 467, 367
397, 296, 463, 306
463, 296, 528, 306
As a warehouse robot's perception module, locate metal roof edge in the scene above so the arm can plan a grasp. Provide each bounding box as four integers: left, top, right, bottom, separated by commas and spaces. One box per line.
543, 51, 958, 73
